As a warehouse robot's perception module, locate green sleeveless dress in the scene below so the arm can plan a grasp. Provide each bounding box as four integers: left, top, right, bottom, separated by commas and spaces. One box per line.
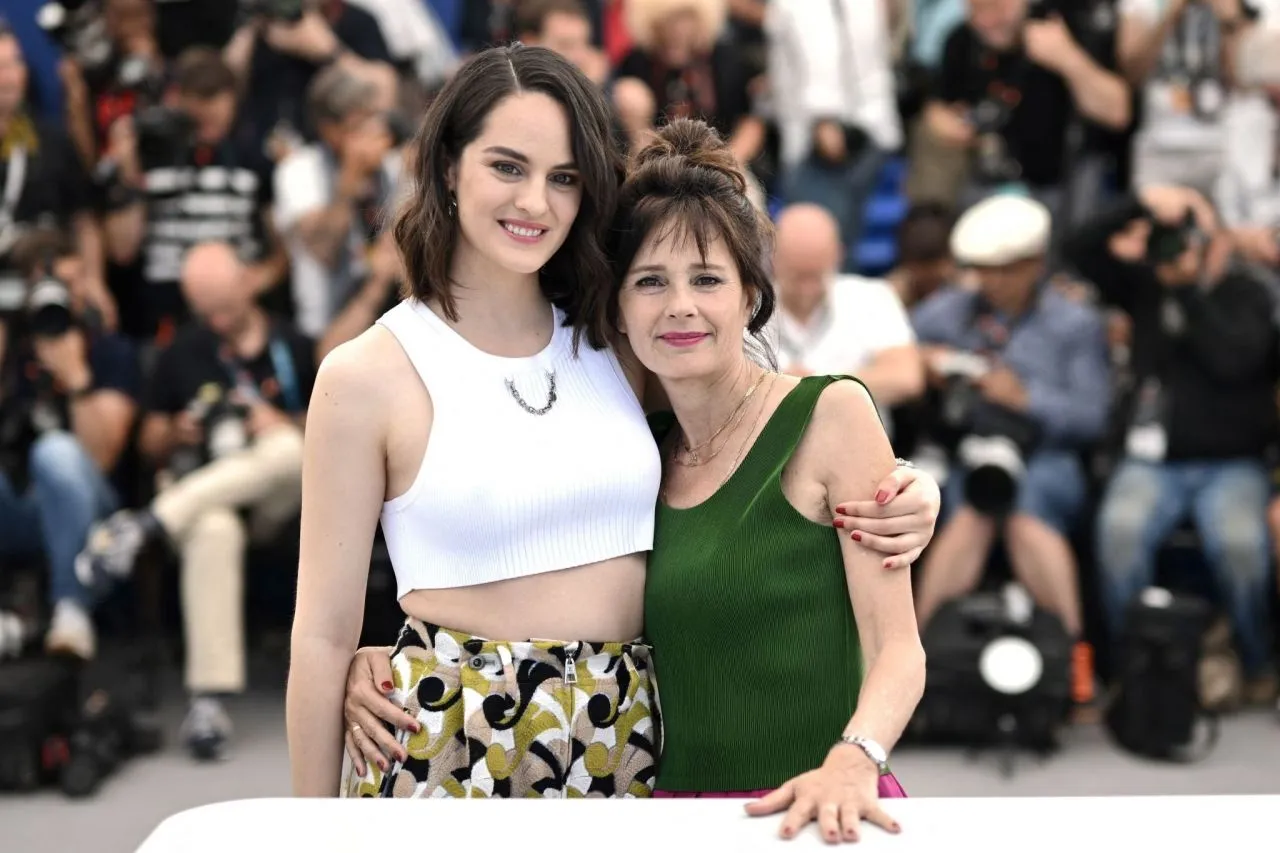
644, 375, 867, 793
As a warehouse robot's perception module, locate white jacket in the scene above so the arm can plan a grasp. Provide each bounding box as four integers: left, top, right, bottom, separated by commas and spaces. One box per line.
766, 0, 903, 167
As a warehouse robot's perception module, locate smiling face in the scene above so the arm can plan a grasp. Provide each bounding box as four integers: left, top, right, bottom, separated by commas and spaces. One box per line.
617, 220, 753, 382
447, 91, 583, 281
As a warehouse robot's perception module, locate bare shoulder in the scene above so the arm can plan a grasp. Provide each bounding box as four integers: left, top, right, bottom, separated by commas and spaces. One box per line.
315, 326, 411, 404
798, 378, 894, 499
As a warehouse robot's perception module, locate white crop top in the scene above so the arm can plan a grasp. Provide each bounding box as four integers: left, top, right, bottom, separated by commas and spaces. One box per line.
376, 299, 662, 598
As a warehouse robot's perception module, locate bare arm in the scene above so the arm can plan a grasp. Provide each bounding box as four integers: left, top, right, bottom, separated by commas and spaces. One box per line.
855, 345, 925, 409
1055, 40, 1133, 130
817, 381, 926, 751
69, 391, 135, 473
295, 197, 358, 269
223, 23, 259, 80
1118, 1, 1188, 85
288, 339, 389, 796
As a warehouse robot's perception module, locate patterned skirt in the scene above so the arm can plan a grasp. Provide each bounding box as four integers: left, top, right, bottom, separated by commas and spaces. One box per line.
343, 618, 660, 798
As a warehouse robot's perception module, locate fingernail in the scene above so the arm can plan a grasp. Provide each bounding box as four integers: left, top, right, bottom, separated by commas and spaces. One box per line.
412, 722, 422, 733
836, 506, 849, 516
876, 489, 890, 504
781, 828, 793, 839
851, 531, 862, 542
381, 681, 394, 692
892, 823, 902, 833
833, 518, 846, 529
884, 559, 895, 569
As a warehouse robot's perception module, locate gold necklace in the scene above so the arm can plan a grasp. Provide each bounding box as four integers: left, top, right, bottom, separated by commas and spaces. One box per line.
674, 369, 771, 467
716, 372, 776, 491
661, 372, 777, 503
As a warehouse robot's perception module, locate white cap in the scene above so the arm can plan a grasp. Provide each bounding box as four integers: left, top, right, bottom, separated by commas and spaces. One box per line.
950, 194, 1052, 267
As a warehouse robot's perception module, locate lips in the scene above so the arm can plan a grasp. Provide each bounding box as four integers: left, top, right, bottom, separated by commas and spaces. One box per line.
659, 332, 710, 348
500, 219, 549, 243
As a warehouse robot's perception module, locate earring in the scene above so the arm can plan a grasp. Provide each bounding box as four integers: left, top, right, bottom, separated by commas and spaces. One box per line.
447, 195, 458, 219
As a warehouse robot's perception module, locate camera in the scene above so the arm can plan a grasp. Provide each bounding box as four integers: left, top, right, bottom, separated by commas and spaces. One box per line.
239, 0, 307, 24
935, 352, 1042, 517
970, 98, 1022, 185
36, 2, 113, 76
1145, 210, 1208, 266
169, 384, 251, 480
26, 273, 75, 339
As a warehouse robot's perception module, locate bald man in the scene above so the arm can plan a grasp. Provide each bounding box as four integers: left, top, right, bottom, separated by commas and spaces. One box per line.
78, 241, 317, 761
773, 204, 925, 412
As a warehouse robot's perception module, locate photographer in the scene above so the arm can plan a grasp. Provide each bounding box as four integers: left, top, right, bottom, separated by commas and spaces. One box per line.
222, 0, 396, 164
910, 195, 1111, 643
50, 0, 167, 171
100, 47, 285, 343
1061, 183, 1279, 705
924, 0, 1131, 215
1118, 0, 1258, 195
79, 242, 314, 760
0, 21, 114, 327
0, 228, 139, 661
273, 64, 401, 339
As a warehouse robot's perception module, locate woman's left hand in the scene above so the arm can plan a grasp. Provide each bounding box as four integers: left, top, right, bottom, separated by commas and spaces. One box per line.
744, 746, 901, 843
834, 462, 940, 569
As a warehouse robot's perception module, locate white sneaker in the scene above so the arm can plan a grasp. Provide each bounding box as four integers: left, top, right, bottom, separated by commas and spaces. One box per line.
44, 600, 96, 660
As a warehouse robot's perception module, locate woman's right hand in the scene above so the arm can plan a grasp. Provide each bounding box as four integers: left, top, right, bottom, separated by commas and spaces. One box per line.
342, 646, 420, 776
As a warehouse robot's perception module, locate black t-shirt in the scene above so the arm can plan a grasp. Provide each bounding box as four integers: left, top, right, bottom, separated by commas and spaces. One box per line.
4, 328, 141, 483
615, 42, 751, 140
133, 136, 275, 339
935, 25, 1074, 188
237, 3, 393, 161
144, 317, 316, 417
0, 120, 94, 311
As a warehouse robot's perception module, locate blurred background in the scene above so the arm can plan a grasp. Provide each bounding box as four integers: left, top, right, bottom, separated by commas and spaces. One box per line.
1, 0, 1280, 849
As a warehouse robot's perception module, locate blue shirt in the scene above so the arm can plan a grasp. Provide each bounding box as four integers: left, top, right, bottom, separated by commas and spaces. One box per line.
911, 285, 1112, 446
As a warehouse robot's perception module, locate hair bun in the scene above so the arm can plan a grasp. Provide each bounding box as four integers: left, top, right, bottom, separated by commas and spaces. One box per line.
631, 119, 746, 196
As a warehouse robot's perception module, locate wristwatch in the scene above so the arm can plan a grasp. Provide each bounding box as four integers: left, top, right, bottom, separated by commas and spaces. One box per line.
836, 734, 890, 775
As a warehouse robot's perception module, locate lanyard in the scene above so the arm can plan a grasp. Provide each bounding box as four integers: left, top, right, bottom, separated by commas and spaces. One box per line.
217, 333, 301, 413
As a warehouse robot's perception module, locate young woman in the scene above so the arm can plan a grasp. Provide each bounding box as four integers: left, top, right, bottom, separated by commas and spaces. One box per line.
289, 45, 938, 801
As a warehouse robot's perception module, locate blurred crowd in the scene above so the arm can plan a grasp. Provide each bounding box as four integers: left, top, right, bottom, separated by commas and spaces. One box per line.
2, 0, 1280, 765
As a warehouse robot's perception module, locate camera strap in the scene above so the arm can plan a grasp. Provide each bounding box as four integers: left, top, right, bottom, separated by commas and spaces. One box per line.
267, 336, 301, 413
0, 145, 26, 242
216, 332, 301, 413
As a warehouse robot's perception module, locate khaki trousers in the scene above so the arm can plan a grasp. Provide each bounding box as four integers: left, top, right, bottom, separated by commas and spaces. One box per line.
153, 425, 304, 694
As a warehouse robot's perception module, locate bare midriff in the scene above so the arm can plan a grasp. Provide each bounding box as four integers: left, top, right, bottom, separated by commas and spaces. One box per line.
397, 552, 648, 643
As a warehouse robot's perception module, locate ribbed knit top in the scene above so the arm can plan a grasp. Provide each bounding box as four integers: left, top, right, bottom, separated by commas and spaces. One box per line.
644, 375, 864, 792
376, 299, 661, 598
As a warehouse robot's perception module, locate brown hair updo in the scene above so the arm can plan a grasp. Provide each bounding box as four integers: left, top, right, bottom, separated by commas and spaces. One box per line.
605, 118, 776, 347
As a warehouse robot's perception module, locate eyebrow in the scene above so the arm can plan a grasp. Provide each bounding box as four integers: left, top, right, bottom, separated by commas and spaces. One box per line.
482, 146, 577, 171
630, 263, 728, 274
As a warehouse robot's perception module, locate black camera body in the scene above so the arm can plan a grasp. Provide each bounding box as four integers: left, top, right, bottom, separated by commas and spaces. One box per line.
169, 384, 251, 480
36, 2, 113, 76
240, 0, 307, 24
970, 98, 1022, 185
935, 353, 1043, 516
1145, 210, 1208, 266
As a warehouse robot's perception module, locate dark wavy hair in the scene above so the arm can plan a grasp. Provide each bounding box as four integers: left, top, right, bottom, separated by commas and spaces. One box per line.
393, 44, 623, 352
605, 119, 776, 353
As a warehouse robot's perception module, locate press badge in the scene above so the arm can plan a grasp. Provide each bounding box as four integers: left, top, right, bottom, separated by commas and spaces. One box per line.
1126, 378, 1168, 462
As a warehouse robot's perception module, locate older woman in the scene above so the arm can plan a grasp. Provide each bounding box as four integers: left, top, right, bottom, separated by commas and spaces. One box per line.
613, 119, 924, 842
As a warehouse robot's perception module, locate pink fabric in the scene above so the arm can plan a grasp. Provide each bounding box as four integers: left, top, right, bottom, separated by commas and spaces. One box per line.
654, 773, 908, 799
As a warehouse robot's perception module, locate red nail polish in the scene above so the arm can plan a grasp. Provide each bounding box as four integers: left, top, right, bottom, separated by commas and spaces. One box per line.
833, 518, 845, 528
851, 531, 862, 542
875, 489, 890, 503
381, 681, 394, 692
836, 505, 849, 516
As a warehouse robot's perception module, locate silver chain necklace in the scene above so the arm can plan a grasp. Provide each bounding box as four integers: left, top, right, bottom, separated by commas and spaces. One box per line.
505, 370, 558, 416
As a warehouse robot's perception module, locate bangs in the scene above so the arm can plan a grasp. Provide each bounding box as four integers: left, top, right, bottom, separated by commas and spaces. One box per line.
616, 194, 736, 273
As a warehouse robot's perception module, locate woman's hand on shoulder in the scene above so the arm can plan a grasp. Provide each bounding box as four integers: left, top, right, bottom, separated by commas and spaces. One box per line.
834, 462, 940, 571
